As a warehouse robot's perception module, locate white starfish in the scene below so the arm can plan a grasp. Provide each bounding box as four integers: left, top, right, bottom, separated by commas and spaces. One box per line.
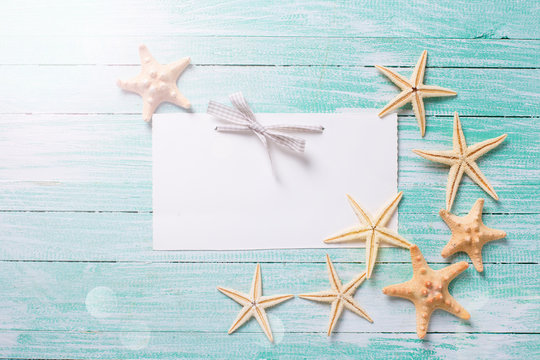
217, 264, 293, 342
117, 44, 191, 122
376, 50, 457, 137
299, 255, 372, 336
324, 192, 413, 279
413, 112, 507, 211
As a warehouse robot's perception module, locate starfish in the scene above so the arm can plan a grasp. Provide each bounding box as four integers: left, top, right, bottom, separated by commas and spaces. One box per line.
117, 44, 191, 122
440, 198, 506, 272
376, 50, 457, 137
299, 255, 373, 335
382, 245, 470, 339
413, 112, 507, 211
217, 263, 293, 342
324, 192, 412, 279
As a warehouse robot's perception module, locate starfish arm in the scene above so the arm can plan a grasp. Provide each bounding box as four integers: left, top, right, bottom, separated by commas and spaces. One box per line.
466, 134, 507, 161
375, 65, 412, 90
469, 198, 485, 218
365, 231, 380, 279
382, 280, 414, 299
452, 112, 468, 154
415, 307, 433, 339
298, 290, 338, 303
412, 148, 458, 166
411, 92, 427, 136
439, 292, 470, 320
438, 208, 463, 229
168, 87, 191, 109
253, 306, 274, 342
142, 100, 159, 122
440, 236, 461, 258
323, 225, 371, 244
411, 50, 428, 87
117, 77, 143, 93
346, 194, 373, 226
138, 44, 156, 64
482, 226, 507, 242
418, 84, 457, 98
327, 299, 344, 336
446, 162, 465, 211
374, 192, 403, 228
258, 294, 294, 309
376, 228, 413, 249
342, 271, 367, 296
466, 248, 485, 272
378, 90, 413, 117
464, 161, 499, 200
438, 261, 468, 283
227, 305, 253, 334
250, 264, 262, 300
326, 255, 343, 291
217, 287, 251, 306
342, 296, 373, 322
409, 245, 429, 273
167, 56, 191, 78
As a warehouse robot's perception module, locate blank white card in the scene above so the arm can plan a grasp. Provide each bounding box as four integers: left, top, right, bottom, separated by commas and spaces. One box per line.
153, 110, 397, 250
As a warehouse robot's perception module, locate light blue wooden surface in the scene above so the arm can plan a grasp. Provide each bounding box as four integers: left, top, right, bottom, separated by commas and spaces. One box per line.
0, 1, 539, 359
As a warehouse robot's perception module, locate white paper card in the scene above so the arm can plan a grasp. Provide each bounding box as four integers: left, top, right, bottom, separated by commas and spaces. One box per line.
153, 110, 397, 250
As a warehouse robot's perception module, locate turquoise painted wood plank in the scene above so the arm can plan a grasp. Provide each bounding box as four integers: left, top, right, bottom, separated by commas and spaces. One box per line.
0, 212, 536, 263
1, 0, 538, 39
0, 331, 537, 359
0, 262, 536, 333
0, 37, 538, 68
0, 115, 536, 214
0, 66, 538, 115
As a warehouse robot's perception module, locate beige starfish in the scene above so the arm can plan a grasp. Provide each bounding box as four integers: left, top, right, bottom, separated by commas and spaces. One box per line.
299, 255, 373, 335
117, 44, 191, 122
324, 192, 413, 279
382, 245, 470, 339
440, 198, 506, 272
217, 264, 293, 342
376, 50, 457, 137
413, 112, 507, 211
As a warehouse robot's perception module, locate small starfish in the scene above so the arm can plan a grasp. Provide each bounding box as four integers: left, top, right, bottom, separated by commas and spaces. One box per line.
440, 198, 506, 272
117, 44, 191, 122
324, 192, 412, 279
376, 50, 457, 137
413, 112, 507, 211
299, 255, 373, 335
217, 264, 293, 342
382, 245, 470, 339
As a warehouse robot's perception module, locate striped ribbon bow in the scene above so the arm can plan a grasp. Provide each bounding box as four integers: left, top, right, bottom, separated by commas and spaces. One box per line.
207, 92, 324, 165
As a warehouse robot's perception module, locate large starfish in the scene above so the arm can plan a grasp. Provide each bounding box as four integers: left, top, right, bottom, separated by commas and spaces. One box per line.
324, 192, 412, 279
299, 255, 372, 335
376, 50, 457, 137
117, 44, 191, 122
217, 264, 293, 342
413, 112, 507, 211
440, 198, 506, 272
382, 245, 470, 339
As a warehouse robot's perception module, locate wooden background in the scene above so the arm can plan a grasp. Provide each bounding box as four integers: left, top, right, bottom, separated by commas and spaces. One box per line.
0, 1, 538, 358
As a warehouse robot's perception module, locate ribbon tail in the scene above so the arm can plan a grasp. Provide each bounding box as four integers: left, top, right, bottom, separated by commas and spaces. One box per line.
267, 132, 306, 153
265, 124, 325, 133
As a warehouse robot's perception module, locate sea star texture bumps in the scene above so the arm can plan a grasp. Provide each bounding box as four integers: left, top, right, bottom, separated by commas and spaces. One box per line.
376, 50, 457, 137
413, 112, 507, 211
382, 245, 470, 339
440, 198, 506, 272
324, 192, 412, 279
299, 255, 372, 336
217, 264, 293, 342
117, 44, 191, 122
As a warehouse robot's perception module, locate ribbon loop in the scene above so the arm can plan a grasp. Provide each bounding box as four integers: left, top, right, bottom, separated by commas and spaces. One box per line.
207, 92, 324, 162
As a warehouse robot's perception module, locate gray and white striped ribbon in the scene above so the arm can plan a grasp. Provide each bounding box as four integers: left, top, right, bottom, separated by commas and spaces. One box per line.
207, 92, 324, 162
